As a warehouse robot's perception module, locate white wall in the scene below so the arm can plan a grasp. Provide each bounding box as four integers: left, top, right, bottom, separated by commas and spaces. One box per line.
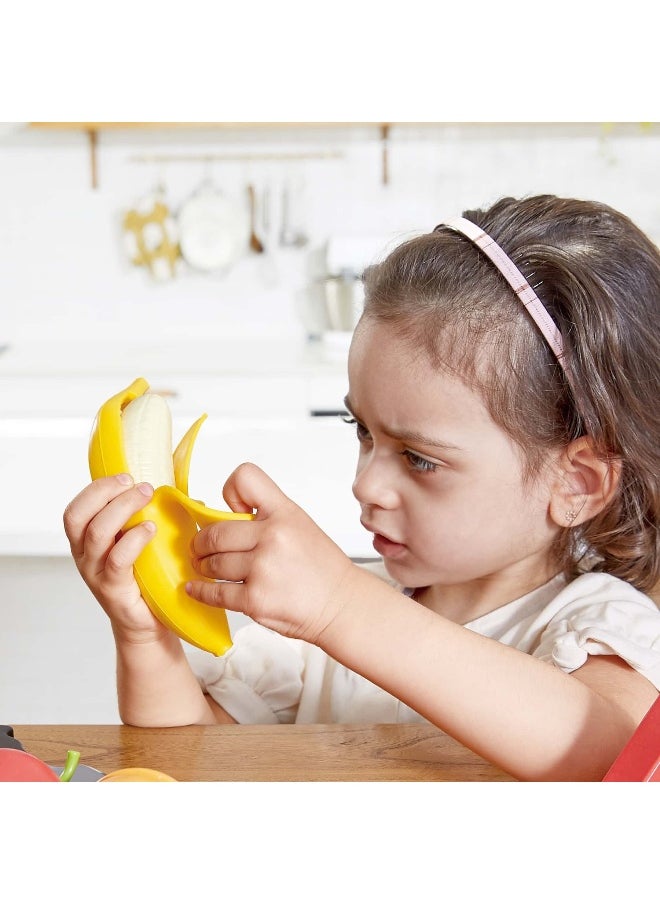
1, 122, 659, 345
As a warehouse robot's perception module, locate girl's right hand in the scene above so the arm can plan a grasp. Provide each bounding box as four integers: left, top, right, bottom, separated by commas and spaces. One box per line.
63, 474, 168, 644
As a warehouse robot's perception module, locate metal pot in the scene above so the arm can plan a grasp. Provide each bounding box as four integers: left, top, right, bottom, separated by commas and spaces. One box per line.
322, 274, 364, 330
300, 272, 364, 336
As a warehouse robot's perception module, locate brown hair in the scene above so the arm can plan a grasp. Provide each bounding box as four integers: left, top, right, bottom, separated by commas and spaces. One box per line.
361, 195, 660, 593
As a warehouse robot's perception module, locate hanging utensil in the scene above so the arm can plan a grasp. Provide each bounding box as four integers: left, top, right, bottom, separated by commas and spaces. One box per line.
247, 184, 264, 254
178, 178, 250, 274
257, 181, 280, 287
279, 179, 308, 248
123, 183, 180, 281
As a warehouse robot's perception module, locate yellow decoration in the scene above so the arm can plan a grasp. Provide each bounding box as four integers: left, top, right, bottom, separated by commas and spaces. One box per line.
123, 197, 180, 280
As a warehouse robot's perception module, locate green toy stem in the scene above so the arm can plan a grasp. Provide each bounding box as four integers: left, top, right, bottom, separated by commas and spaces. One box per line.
59, 749, 81, 782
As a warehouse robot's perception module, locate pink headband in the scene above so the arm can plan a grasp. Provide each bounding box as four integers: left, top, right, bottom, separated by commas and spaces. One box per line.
437, 217, 567, 373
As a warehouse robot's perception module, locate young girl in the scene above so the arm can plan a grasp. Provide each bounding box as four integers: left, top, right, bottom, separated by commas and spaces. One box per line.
64, 194, 660, 781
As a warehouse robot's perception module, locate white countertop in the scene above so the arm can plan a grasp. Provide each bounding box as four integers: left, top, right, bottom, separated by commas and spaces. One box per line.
0, 335, 350, 378
0, 335, 352, 418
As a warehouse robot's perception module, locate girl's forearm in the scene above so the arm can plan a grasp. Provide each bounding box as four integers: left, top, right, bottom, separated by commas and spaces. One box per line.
113, 629, 217, 727
319, 569, 632, 780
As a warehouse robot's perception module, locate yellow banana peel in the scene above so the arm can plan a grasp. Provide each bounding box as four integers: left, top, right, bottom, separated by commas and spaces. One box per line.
88, 377, 253, 656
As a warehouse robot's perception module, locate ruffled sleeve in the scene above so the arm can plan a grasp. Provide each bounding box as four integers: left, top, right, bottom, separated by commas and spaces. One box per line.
195, 623, 305, 724
534, 576, 660, 689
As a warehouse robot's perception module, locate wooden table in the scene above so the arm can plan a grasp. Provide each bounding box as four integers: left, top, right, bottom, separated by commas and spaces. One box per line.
13, 723, 514, 781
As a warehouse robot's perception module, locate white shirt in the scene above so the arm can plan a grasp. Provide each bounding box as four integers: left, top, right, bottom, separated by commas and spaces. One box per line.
192, 567, 660, 724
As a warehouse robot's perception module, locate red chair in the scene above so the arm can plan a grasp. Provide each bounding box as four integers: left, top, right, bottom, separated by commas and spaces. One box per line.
603, 694, 660, 781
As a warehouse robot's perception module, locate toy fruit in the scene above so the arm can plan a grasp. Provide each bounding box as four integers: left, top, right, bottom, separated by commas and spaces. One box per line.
98, 767, 177, 782
89, 377, 254, 656
0, 748, 60, 781
0, 747, 80, 782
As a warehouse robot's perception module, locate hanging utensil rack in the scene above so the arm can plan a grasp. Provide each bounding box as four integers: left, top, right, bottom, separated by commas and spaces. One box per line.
128, 151, 344, 163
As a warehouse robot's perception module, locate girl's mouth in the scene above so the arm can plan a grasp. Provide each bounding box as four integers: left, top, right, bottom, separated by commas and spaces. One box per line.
372, 533, 408, 560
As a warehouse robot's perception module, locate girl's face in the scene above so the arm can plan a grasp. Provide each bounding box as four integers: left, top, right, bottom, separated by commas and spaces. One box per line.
347, 319, 561, 618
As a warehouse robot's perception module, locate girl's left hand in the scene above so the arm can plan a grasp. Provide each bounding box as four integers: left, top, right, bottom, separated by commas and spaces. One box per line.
187, 462, 357, 645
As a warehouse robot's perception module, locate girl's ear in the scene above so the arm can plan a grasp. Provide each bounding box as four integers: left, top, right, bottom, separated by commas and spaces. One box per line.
548, 436, 621, 528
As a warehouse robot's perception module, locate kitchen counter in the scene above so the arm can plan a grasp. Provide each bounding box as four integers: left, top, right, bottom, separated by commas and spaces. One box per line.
0, 334, 366, 557
0, 413, 367, 557
0, 336, 351, 417
0, 335, 348, 377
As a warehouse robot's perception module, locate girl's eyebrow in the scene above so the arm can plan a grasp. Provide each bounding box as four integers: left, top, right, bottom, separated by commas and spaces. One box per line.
343, 395, 464, 452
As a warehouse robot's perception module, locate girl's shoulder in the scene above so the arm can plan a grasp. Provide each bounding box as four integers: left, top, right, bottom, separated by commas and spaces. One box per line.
466, 571, 660, 689
556, 570, 660, 612
536, 571, 660, 688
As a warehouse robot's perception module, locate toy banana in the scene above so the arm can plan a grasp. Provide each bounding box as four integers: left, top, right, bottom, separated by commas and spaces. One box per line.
88, 377, 253, 656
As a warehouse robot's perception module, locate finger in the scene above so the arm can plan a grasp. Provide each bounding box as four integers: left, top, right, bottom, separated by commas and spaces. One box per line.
102, 520, 156, 584
64, 475, 135, 557
185, 578, 248, 614
222, 461, 292, 519
192, 549, 253, 584
81, 483, 155, 568
64, 475, 134, 542
191, 517, 260, 558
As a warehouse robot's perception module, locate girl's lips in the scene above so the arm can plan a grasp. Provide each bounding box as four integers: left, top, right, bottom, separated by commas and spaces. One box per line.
372, 533, 407, 559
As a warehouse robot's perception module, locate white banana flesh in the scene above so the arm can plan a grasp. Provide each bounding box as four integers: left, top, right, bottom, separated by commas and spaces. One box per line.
121, 392, 176, 489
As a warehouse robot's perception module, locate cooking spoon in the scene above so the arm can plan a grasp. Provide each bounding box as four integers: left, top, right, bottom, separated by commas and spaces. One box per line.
247, 184, 264, 254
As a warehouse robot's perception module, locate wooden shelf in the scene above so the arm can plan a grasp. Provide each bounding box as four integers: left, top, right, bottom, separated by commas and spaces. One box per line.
30, 122, 388, 129
30, 121, 394, 189
29, 121, 655, 189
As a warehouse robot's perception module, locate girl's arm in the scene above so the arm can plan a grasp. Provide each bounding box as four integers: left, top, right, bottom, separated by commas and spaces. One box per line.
113, 629, 224, 727
188, 463, 658, 780
63, 475, 232, 727
315, 570, 657, 781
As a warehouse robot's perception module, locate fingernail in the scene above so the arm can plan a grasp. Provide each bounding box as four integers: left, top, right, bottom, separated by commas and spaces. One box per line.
184, 582, 193, 595
117, 473, 133, 486
143, 521, 156, 534
137, 482, 154, 497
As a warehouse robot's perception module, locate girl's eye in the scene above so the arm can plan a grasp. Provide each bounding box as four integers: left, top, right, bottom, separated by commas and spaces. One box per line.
401, 449, 438, 473
341, 415, 371, 443
341, 415, 438, 471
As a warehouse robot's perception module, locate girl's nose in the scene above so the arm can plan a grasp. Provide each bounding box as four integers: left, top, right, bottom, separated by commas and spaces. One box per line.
352, 452, 399, 510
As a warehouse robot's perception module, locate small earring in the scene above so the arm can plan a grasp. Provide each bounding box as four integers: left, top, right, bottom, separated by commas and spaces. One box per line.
565, 510, 577, 525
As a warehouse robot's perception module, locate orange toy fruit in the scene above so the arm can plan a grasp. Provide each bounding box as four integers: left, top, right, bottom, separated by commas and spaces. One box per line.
99, 767, 178, 782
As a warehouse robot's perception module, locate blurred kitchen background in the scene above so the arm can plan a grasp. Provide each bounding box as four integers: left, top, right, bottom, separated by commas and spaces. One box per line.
1, 121, 658, 723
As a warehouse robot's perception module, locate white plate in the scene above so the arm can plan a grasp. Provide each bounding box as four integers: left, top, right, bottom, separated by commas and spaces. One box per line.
51, 763, 105, 781
178, 184, 249, 273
